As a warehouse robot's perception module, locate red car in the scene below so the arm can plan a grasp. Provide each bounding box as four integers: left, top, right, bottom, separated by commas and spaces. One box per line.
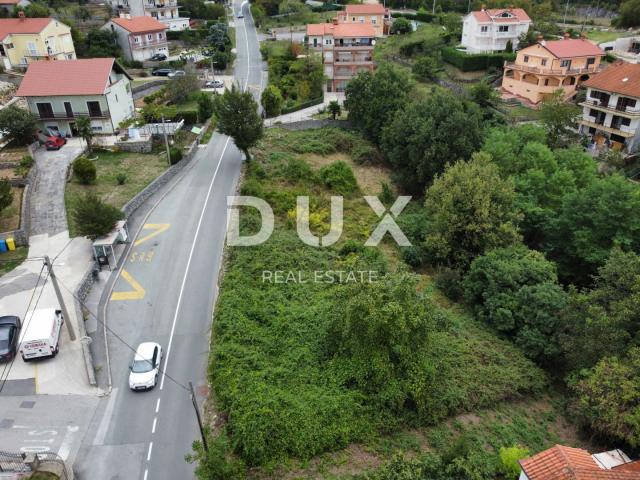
45, 135, 67, 151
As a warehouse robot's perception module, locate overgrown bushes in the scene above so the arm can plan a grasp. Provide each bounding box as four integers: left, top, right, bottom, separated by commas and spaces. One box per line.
73, 157, 97, 185
441, 46, 515, 71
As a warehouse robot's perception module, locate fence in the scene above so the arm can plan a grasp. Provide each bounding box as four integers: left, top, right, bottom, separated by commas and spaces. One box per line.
0, 450, 70, 479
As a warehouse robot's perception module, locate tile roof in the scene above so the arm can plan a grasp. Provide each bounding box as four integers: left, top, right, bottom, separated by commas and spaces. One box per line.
582, 62, 640, 98
614, 461, 640, 473
0, 17, 52, 41
519, 446, 640, 480
306, 22, 375, 38
542, 38, 604, 58
111, 15, 167, 33
472, 8, 531, 23
16, 58, 126, 97
0, 0, 22, 4
344, 3, 386, 14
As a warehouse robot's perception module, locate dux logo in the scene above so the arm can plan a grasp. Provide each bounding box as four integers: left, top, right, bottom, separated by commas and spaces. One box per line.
226, 195, 412, 247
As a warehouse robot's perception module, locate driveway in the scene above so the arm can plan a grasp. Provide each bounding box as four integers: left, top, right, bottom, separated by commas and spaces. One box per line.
29, 138, 85, 236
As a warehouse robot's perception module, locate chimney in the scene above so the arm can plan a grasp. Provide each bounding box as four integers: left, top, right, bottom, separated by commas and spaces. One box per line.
537, 34, 543, 43
18, 10, 25, 20
563, 31, 570, 40
332, 17, 337, 25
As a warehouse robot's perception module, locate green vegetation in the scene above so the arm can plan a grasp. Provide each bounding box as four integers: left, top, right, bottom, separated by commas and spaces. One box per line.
72, 193, 124, 238
0, 178, 13, 213
0, 246, 27, 276
441, 47, 516, 72
0, 106, 37, 146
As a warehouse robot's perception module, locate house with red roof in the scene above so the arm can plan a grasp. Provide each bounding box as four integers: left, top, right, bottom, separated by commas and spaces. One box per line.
0, 14, 75, 70
579, 61, 640, 153
336, 3, 389, 37
103, 14, 168, 62
16, 58, 135, 136
502, 34, 605, 105
519, 444, 640, 480
461, 7, 531, 53
307, 21, 376, 92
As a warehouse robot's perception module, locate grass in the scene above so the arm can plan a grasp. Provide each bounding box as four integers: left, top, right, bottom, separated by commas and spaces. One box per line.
28, 472, 60, 480
65, 150, 167, 236
0, 246, 27, 276
259, 10, 336, 32
500, 101, 541, 122
0, 187, 23, 232
374, 23, 443, 62
586, 29, 628, 43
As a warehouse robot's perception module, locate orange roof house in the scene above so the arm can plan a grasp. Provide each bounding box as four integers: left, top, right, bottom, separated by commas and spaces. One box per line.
502, 35, 605, 105
103, 15, 168, 62
336, 2, 388, 37
462, 7, 532, 53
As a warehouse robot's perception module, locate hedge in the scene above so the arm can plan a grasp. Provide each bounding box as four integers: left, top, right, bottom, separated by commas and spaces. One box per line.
441, 47, 516, 71
278, 96, 324, 116
175, 110, 199, 124
392, 11, 437, 22
166, 29, 208, 41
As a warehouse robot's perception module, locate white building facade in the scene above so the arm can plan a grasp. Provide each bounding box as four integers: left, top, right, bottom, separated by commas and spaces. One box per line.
104, 15, 168, 62
108, 0, 189, 31
461, 8, 531, 54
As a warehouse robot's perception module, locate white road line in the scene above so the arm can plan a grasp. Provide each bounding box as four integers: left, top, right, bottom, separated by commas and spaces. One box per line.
160, 136, 232, 391
152, 417, 157, 434
93, 387, 119, 446
147, 442, 153, 461
144, 469, 148, 480
58, 425, 79, 461
155, 398, 161, 413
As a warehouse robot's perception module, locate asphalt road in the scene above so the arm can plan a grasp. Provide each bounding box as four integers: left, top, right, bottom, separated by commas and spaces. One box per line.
76, 3, 264, 479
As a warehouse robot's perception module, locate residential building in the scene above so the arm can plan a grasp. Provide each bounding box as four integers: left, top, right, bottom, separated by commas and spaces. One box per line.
579, 61, 640, 153
461, 7, 531, 53
0, 14, 75, 71
107, 0, 189, 31
519, 444, 640, 480
336, 3, 389, 37
601, 35, 640, 64
104, 15, 168, 62
0, 0, 30, 15
16, 58, 135, 136
502, 35, 605, 104
307, 22, 376, 92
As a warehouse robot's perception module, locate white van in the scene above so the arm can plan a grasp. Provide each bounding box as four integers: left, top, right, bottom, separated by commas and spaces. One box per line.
19, 309, 63, 361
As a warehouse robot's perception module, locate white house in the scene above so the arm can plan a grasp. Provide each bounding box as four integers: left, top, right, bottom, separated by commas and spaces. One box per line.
579, 61, 640, 154
600, 35, 640, 64
461, 7, 531, 54
104, 15, 168, 62
16, 58, 135, 136
107, 0, 189, 31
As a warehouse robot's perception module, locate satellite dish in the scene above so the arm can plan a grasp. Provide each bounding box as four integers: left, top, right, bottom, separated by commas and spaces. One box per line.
372, 39, 376, 45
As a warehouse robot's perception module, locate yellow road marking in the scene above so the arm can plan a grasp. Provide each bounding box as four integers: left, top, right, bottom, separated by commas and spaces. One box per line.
134, 223, 170, 247
111, 269, 146, 301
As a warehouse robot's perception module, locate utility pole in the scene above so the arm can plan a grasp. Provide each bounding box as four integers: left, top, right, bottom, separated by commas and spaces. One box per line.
432, 0, 436, 15
43, 256, 76, 341
563, 0, 570, 24
161, 114, 171, 165
189, 382, 209, 453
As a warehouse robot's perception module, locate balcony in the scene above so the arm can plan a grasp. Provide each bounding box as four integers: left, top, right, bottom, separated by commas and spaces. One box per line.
581, 98, 640, 117
504, 62, 602, 76
335, 56, 373, 64
579, 118, 635, 137
145, 0, 177, 8
36, 110, 110, 121
131, 37, 167, 48
334, 44, 374, 51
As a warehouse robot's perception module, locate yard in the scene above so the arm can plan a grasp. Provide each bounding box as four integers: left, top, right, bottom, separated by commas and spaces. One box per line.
65, 150, 167, 236
0, 187, 24, 232
586, 28, 629, 43
0, 246, 27, 277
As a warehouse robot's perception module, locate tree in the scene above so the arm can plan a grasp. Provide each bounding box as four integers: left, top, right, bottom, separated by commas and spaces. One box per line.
613, 0, 640, 28
208, 22, 231, 52
381, 90, 483, 193
470, 81, 499, 109
165, 73, 201, 105
73, 156, 96, 184
500, 446, 529, 479
212, 85, 263, 160
75, 116, 93, 153
82, 29, 121, 58
327, 100, 341, 120
412, 55, 442, 81
505, 39, 514, 53
250, 4, 266, 27
539, 89, 581, 148
260, 84, 283, 117
344, 64, 411, 145
0, 106, 36, 145
391, 17, 412, 34
464, 245, 566, 364
423, 152, 521, 270
14, 2, 49, 17
0, 178, 13, 213
72, 193, 124, 237
197, 92, 215, 122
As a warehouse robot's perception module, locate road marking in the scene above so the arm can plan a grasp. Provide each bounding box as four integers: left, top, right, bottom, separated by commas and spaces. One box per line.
93, 388, 119, 446
155, 398, 161, 413
147, 442, 153, 461
160, 136, 232, 390
111, 270, 146, 301
134, 223, 171, 247
144, 469, 148, 480
152, 417, 157, 434
57, 425, 79, 461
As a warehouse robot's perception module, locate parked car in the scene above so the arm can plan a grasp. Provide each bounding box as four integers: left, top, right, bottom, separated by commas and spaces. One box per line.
204, 80, 224, 89
152, 68, 174, 77
168, 70, 186, 78
45, 135, 66, 151
0, 316, 21, 363
129, 342, 163, 391
237, 12, 244, 18
19, 309, 63, 361
149, 53, 167, 61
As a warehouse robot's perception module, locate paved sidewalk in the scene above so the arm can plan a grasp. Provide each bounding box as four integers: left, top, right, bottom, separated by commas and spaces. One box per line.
265, 92, 345, 126
30, 138, 85, 236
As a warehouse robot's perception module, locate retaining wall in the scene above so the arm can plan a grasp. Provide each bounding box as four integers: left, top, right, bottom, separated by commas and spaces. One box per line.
269, 119, 354, 131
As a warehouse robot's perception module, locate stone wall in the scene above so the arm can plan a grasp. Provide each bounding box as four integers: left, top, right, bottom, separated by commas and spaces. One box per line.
0, 157, 38, 246
115, 137, 153, 153
270, 119, 354, 131
131, 80, 166, 94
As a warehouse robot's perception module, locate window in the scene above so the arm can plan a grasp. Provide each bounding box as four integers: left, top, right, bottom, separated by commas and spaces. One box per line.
36, 103, 54, 118
87, 101, 102, 117
480, 25, 488, 32
158, 33, 163, 39
371, 16, 376, 24
541, 58, 547, 66
544, 79, 549, 86
498, 25, 509, 32
91, 125, 103, 132
359, 16, 364, 23
622, 117, 631, 126
147, 34, 153, 40
134, 36, 140, 43
560, 59, 571, 68
64, 102, 73, 118
523, 55, 529, 63
5, 43, 13, 49
351, 16, 355, 21
589, 108, 598, 117
586, 57, 595, 66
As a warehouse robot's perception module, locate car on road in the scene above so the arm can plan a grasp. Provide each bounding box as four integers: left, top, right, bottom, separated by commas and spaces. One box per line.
19, 309, 63, 361
45, 135, 66, 151
0, 316, 21, 363
168, 70, 186, 78
237, 12, 244, 18
149, 53, 167, 61
129, 342, 163, 391
152, 68, 174, 77
204, 80, 224, 89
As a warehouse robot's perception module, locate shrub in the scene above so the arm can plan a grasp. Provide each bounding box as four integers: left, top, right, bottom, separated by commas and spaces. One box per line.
351, 144, 382, 165
0, 177, 13, 213
281, 157, 314, 182
197, 93, 215, 122
391, 17, 412, 34
500, 446, 529, 479
435, 267, 464, 301
116, 172, 127, 185
72, 193, 124, 238
176, 110, 199, 125
0, 106, 37, 145
261, 85, 284, 118
169, 147, 183, 165
401, 245, 425, 267
16, 155, 34, 178
441, 47, 515, 72
73, 156, 97, 185
378, 182, 394, 206
318, 161, 358, 195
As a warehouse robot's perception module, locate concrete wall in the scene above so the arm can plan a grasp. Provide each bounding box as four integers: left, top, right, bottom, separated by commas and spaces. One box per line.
105, 77, 135, 131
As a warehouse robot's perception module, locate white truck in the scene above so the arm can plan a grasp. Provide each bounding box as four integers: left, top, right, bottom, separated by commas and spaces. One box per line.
19, 309, 63, 361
